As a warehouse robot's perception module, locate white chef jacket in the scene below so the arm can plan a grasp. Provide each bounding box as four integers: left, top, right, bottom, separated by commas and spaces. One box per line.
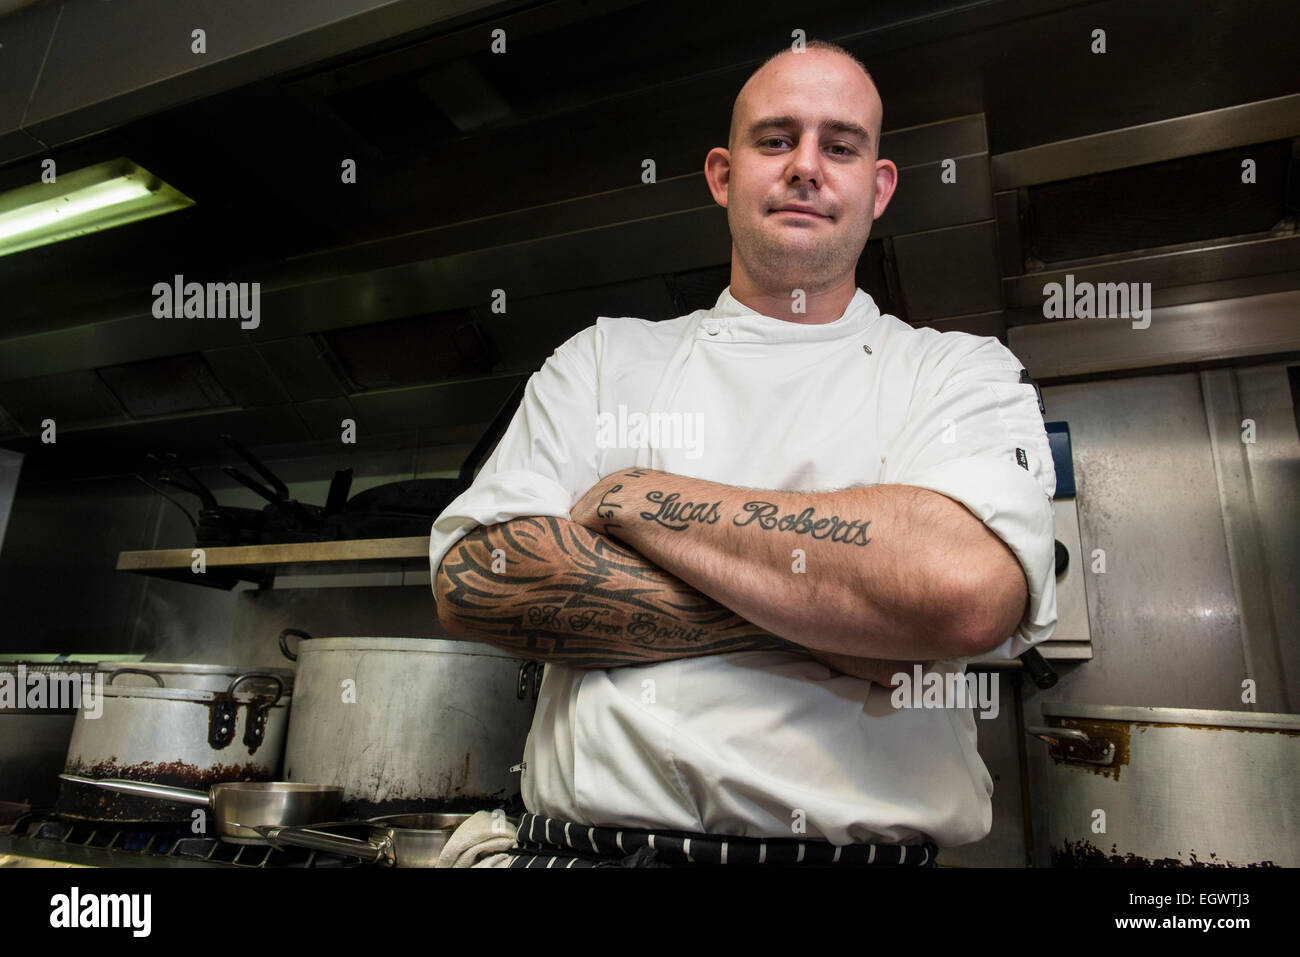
429, 286, 1057, 847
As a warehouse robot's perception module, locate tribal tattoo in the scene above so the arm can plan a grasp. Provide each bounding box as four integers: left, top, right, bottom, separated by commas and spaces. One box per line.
435, 516, 801, 667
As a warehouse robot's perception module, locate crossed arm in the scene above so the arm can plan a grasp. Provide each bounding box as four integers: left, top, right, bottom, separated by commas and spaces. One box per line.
434, 467, 1028, 680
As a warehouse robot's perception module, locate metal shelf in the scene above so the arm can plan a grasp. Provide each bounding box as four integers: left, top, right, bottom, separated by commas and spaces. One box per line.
116, 537, 431, 590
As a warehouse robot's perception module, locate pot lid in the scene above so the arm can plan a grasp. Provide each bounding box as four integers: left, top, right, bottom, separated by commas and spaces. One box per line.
96, 662, 295, 676
290, 637, 524, 658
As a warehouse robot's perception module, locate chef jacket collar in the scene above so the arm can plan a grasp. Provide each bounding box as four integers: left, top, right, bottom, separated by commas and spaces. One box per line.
705, 286, 881, 343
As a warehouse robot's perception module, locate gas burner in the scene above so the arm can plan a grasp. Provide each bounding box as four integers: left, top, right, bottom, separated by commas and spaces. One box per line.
5, 810, 369, 868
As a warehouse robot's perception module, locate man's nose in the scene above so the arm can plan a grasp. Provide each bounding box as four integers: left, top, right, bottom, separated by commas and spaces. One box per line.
787, 139, 823, 188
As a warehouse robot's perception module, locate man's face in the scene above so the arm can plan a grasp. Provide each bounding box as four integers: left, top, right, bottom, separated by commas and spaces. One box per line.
708, 51, 893, 295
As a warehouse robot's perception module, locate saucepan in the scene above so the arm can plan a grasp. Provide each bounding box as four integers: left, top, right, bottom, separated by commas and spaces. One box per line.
59, 773, 342, 845
253, 812, 481, 867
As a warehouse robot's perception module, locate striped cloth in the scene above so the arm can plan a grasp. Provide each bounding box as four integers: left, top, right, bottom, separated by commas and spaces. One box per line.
505, 812, 939, 868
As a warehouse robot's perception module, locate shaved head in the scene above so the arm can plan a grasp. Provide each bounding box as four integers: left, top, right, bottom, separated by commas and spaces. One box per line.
729, 41, 882, 156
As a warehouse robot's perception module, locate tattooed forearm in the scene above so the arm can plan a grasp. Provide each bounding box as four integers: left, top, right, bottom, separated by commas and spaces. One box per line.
570, 468, 1017, 661
434, 516, 801, 667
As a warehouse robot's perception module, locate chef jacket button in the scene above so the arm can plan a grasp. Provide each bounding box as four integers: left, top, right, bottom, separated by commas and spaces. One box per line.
704, 323, 720, 336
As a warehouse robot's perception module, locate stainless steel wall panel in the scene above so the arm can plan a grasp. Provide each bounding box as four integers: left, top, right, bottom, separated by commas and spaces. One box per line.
1020, 366, 1300, 864
1035, 373, 1249, 709
875, 154, 994, 237
1234, 364, 1300, 708
1202, 365, 1299, 712
992, 92, 1300, 189
1002, 235, 1300, 311
1008, 289, 1300, 380
893, 222, 1002, 321
247, 206, 733, 343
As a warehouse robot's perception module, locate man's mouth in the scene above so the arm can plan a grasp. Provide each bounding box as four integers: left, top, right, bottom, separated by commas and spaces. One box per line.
771, 205, 830, 220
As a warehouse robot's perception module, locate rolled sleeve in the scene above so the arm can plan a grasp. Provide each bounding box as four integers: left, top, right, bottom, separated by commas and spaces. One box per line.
882, 335, 1058, 659
428, 325, 601, 581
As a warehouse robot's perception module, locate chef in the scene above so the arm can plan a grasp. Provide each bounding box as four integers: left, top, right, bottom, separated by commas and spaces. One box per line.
429, 40, 1057, 868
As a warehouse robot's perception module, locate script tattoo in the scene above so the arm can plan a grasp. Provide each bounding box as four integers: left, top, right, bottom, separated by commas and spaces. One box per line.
638, 490, 724, 531
733, 501, 873, 546
594, 484, 625, 538
436, 516, 798, 667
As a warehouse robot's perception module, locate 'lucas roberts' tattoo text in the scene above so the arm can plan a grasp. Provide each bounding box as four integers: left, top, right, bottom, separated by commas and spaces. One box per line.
733, 501, 872, 546
639, 490, 725, 531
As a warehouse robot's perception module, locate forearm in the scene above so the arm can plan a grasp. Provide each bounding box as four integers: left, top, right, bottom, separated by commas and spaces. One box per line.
581, 469, 1023, 660
434, 515, 804, 667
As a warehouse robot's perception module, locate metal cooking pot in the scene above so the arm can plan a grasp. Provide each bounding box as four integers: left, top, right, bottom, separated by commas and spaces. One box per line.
60, 774, 342, 845
1029, 703, 1300, 867
58, 667, 292, 822
255, 812, 475, 867
279, 631, 537, 817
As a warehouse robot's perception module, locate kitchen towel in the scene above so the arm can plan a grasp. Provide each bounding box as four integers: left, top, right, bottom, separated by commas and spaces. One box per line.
438, 810, 517, 868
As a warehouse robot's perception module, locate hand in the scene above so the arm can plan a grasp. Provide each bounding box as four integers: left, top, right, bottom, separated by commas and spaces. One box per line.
804, 648, 930, 687
571, 470, 651, 537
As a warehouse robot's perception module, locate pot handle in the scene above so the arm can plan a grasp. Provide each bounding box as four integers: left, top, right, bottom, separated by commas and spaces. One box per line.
58, 774, 211, 806
227, 673, 285, 708
1026, 726, 1116, 766
253, 824, 395, 866
210, 673, 285, 751
517, 661, 544, 700
104, 668, 165, 687
279, 628, 312, 662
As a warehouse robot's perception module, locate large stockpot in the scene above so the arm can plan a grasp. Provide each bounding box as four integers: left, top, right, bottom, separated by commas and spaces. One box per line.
1029, 703, 1300, 867
279, 633, 538, 817
57, 666, 293, 822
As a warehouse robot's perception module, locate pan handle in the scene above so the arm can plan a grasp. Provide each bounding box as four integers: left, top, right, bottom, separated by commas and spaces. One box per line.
58, 774, 211, 806
255, 824, 395, 866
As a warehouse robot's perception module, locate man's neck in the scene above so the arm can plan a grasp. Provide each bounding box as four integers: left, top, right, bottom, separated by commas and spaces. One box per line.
728, 270, 858, 325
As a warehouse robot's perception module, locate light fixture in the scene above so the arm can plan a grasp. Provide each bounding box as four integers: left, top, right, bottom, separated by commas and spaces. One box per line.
0, 158, 194, 257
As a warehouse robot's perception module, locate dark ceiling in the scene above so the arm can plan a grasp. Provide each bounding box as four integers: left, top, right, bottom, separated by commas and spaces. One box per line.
0, 0, 1297, 481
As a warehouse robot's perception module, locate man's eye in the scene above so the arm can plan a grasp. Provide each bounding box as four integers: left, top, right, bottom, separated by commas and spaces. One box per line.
827, 145, 853, 156
761, 137, 788, 148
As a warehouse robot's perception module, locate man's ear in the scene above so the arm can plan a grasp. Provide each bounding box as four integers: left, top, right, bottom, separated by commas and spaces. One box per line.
704, 147, 731, 208
873, 158, 899, 221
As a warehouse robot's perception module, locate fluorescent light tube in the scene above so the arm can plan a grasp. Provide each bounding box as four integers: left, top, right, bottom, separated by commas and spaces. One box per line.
0, 158, 194, 257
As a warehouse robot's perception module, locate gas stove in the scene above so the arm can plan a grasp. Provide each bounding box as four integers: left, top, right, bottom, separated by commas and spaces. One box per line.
2, 810, 368, 868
